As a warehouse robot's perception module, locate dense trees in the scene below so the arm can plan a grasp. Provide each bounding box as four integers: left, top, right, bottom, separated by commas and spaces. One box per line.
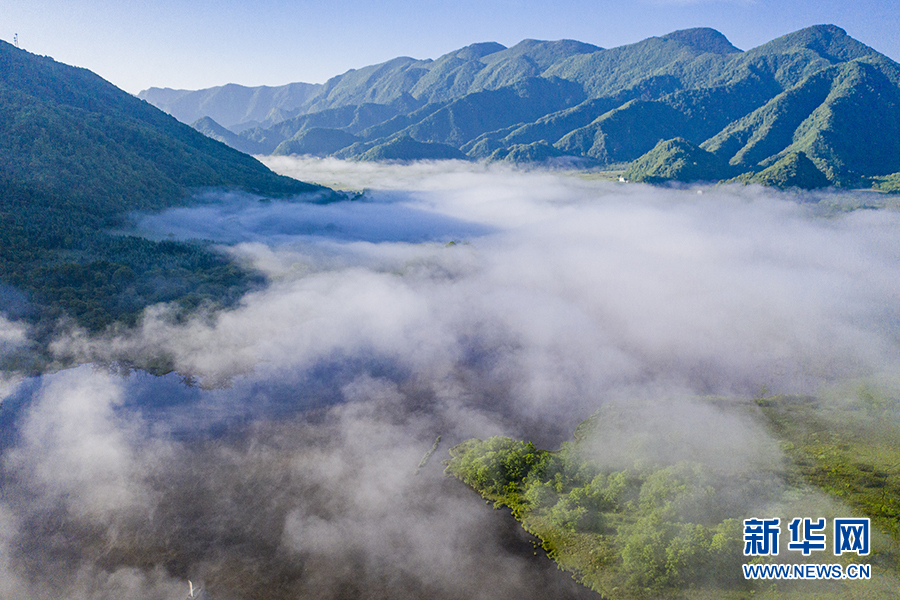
446, 432, 748, 597
0, 176, 264, 342
0, 39, 336, 348
161, 26, 900, 189
446, 393, 900, 598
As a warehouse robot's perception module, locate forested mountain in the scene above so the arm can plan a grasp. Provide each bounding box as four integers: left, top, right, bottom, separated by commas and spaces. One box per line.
138, 81, 322, 131
0, 40, 333, 347
147, 25, 900, 190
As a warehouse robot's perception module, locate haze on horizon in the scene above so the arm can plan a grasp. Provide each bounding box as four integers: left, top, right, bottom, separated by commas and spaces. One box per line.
1, 0, 898, 94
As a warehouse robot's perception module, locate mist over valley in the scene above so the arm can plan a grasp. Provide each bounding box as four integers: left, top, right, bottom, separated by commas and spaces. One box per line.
2, 21, 900, 600
2, 158, 900, 598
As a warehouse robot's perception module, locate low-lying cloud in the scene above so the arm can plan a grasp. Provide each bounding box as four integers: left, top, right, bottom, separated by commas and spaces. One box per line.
2, 158, 900, 598
69, 159, 900, 399
128, 189, 495, 245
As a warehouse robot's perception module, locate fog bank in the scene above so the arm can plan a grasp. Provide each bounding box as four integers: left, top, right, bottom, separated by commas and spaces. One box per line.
2, 158, 899, 598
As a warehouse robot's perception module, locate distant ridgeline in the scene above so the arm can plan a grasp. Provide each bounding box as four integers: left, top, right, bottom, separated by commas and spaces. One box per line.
143, 25, 900, 192
0, 39, 336, 354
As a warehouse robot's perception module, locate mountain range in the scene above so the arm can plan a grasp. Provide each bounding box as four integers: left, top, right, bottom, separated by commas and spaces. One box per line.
140, 81, 322, 132
141, 25, 900, 190
2, 25, 899, 343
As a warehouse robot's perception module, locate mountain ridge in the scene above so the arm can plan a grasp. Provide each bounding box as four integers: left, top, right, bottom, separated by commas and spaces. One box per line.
139, 81, 322, 131
0, 40, 334, 338
141, 25, 900, 190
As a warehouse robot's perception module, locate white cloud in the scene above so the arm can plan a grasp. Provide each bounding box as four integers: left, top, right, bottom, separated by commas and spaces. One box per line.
5, 367, 159, 518
7, 159, 900, 598
69, 161, 900, 404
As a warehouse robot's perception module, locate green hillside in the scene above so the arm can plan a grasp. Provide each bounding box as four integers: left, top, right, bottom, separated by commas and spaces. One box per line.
302, 39, 600, 113
272, 127, 361, 156
734, 151, 832, 189
0, 40, 335, 345
487, 141, 567, 164
554, 99, 687, 162
623, 138, 732, 183
191, 116, 270, 155
544, 28, 741, 98
162, 25, 900, 191
138, 81, 322, 131
267, 103, 399, 146
785, 61, 900, 183
357, 135, 466, 161
402, 77, 585, 146
0, 43, 321, 203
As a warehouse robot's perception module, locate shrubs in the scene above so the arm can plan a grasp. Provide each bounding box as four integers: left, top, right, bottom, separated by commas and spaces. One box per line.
446, 435, 747, 596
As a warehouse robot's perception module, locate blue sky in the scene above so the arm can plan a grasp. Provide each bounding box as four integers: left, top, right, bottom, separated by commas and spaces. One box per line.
2, 0, 898, 94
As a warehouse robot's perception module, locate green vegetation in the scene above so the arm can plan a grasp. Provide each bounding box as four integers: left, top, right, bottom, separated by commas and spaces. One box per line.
138, 81, 322, 131
191, 116, 271, 155
446, 395, 900, 599
0, 174, 263, 337
555, 99, 687, 162
733, 151, 832, 189
487, 141, 566, 163
544, 28, 740, 99
703, 61, 900, 187
401, 77, 585, 148
300, 39, 597, 113
873, 173, 900, 193
755, 392, 900, 543
0, 42, 322, 205
272, 127, 360, 157
623, 138, 731, 183
169, 25, 900, 191
0, 40, 337, 353
446, 433, 749, 598
358, 135, 466, 161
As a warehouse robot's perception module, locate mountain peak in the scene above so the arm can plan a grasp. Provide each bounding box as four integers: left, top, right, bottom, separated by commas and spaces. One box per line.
755, 24, 878, 62
507, 38, 603, 55
449, 42, 507, 61
659, 28, 741, 55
